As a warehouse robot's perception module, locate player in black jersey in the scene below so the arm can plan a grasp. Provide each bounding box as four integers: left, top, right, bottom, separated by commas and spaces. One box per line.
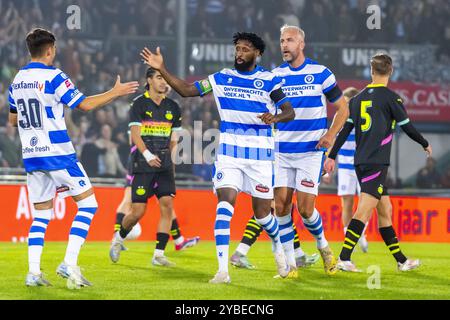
110, 68, 198, 266
324, 53, 432, 272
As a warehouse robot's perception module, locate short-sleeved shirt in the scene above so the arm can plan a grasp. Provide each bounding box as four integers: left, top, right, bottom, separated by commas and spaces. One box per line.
129, 92, 182, 173
348, 84, 409, 165
272, 59, 342, 156
9, 62, 86, 173
194, 65, 287, 167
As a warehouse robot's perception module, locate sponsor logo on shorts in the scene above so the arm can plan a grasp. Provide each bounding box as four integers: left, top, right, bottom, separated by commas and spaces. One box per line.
255, 184, 269, 193
301, 179, 315, 188
378, 184, 384, 194
216, 171, 224, 181
56, 185, 70, 193
136, 186, 146, 196
79, 180, 86, 187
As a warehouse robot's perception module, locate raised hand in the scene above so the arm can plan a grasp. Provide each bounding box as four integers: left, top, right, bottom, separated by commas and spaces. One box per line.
140, 47, 164, 70
112, 75, 139, 97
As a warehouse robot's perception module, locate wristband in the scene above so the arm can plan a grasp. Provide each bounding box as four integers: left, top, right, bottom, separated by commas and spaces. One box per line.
142, 149, 156, 162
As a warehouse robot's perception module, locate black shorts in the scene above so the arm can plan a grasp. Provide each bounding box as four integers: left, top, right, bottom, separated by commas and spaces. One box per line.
125, 172, 133, 188
355, 165, 389, 200
131, 170, 176, 203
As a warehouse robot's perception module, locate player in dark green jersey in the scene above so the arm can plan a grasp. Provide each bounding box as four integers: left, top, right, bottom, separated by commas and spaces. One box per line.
324, 53, 432, 272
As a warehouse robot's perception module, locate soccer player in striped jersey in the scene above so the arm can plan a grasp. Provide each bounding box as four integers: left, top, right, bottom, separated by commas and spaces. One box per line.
325, 53, 431, 272
270, 25, 349, 275
141, 32, 295, 284
337, 87, 368, 253
9, 28, 138, 288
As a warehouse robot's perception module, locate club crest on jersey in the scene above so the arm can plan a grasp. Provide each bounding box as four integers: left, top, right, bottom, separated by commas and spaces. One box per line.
165, 111, 173, 120
255, 184, 269, 193
253, 79, 264, 89
304, 75, 314, 84
30, 136, 38, 147
301, 179, 315, 188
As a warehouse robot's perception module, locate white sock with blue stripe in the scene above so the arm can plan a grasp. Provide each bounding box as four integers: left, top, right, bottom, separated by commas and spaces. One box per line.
302, 208, 328, 249
214, 201, 234, 273
276, 214, 296, 267
28, 209, 52, 274
256, 214, 283, 254
64, 195, 98, 266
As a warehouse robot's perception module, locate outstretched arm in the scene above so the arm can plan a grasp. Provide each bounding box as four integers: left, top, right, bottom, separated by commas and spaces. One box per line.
141, 47, 199, 97
78, 76, 139, 112
399, 121, 432, 157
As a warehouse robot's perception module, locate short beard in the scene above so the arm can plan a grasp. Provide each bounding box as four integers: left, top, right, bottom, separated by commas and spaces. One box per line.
234, 58, 254, 72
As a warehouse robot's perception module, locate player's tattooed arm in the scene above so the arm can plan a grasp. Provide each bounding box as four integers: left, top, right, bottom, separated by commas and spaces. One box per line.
141, 47, 200, 97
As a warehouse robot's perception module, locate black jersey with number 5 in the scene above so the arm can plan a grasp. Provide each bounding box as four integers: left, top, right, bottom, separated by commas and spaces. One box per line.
348, 84, 410, 166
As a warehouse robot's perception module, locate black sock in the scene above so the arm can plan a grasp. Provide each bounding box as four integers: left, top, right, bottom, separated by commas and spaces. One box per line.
340, 219, 365, 261
240, 216, 263, 247
115, 213, 125, 233
119, 225, 131, 239
156, 232, 170, 251
170, 218, 182, 240
291, 205, 301, 250
292, 222, 301, 250
379, 226, 407, 264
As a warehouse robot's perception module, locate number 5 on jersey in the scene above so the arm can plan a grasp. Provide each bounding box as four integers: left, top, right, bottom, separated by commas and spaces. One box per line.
361, 100, 373, 132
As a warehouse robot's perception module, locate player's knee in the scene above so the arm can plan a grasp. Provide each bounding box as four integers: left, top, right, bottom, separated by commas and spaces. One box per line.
76, 194, 98, 213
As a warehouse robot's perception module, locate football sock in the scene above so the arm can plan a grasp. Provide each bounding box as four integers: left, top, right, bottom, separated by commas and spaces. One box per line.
236, 215, 262, 255
379, 226, 407, 264
114, 212, 125, 233
256, 214, 283, 254
155, 232, 170, 253
64, 195, 98, 266
28, 209, 52, 274
340, 218, 365, 261
215, 201, 234, 273
292, 220, 305, 258
302, 208, 328, 249
276, 214, 296, 267
170, 218, 185, 245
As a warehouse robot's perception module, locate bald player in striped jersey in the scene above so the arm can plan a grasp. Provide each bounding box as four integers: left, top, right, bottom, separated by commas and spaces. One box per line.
9, 28, 138, 288
141, 32, 295, 284
270, 25, 349, 275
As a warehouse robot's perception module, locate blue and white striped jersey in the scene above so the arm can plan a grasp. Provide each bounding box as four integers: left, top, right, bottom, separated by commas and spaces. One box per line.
272, 58, 342, 156
195, 66, 286, 165
337, 129, 356, 171
9, 62, 86, 173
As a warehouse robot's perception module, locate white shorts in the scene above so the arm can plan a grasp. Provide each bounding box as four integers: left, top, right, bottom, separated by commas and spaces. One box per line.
212, 161, 274, 199
337, 169, 360, 196
27, 162, 92, 203
274, 152, 325, 196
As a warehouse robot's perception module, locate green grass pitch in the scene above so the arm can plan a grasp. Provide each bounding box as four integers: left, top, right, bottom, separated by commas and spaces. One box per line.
1, 241, 449, 300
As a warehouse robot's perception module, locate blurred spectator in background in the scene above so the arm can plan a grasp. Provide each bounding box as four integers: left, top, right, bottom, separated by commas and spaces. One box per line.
95, 124, 127, 178
440, 166, 450, 188
0, 122, 21, 167
416, 157, 441, 189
